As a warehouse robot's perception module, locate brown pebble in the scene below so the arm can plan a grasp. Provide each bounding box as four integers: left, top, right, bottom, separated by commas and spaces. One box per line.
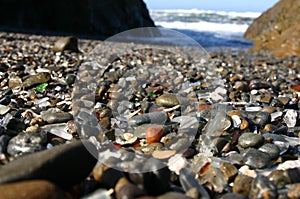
0, 180, 70, 199
288, 183, 300, 199
146, 126, 164, 144
228, 110, 249, 130
152, 150, 176, 159
233, 174, 253, 195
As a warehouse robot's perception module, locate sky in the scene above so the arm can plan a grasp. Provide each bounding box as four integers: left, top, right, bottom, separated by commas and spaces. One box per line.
144, 0, 279, 12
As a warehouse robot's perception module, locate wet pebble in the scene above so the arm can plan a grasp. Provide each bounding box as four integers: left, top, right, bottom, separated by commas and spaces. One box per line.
23, 72, 51, 88
233, 174, 253, 196
146, 125, 164, 144
0, 180, 70, 199
41, 108, 73, 124
156, 93, 180, 108
0, 140, 97, 187
258, 143, 280, 159
53, 36, 78, 52
243, 148, 271, 169
129, 112, 168, 126
7, 132, 47, 157
238, 133, 264, 149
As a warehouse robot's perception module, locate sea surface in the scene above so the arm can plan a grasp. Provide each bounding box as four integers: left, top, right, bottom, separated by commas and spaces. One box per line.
148, 9, 261, 50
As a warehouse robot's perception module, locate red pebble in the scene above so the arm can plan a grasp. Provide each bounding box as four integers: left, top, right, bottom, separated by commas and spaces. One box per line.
145, 126, 164, 144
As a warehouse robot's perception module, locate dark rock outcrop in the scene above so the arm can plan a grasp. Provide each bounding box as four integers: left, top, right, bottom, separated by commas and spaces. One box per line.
0, 0, 155, 37
244, 0, 300, 56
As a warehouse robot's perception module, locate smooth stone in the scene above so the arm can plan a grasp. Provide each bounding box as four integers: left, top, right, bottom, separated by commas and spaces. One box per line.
250, 175, 278, 199
128, 112, 168, 126
156, 93, 180, 108
23, 72, 51, 88
288, 183, 300, 199
53, 37, 78, 52
233, 174, 253, 196
7, 132, 47, 157
0, 104, 10, 115
0, 180, 70, 199
247, 111, 271, 128
133, 124, 154, 138
259, 143, 280, 159
219, 161, 238, 183
249, 79, 270, 90
146, 125, 164, 144
268, 168, 300, 186
8, 75, 22, 88
243, 148, 271, 169
238, 133, 265, 149
0, 134, 10, 153
41, 109, 73, 124
0, 140, 97, 188
152, 150, 176, 159
283, 109, 298, 127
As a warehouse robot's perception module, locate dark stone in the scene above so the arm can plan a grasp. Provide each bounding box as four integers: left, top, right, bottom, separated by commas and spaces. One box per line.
0, 134, 10, 153
243, 148, 271, 169
0, 140, 98, 188
0, 180, 70, 199
0, 0, 156, 37
42, 111, 73, 124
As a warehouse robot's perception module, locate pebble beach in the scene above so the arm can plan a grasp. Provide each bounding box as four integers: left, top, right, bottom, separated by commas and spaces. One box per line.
0, 31, 300, 199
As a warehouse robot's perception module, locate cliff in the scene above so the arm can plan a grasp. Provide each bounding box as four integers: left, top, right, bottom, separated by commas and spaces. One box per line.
0, 0, 155, 37
244, 0, 300, 56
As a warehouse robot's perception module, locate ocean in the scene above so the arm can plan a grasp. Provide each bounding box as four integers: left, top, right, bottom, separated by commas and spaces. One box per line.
148, 9, 261, 50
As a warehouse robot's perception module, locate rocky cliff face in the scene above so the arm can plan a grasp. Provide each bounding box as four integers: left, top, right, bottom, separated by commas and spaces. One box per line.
244, 0, 300, 56
0, 0, 155, 37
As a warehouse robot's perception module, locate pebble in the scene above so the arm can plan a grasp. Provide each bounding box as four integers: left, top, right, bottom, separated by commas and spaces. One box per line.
233, 174, 253, 196
0, 140, 97, 188
0, 104, 10, 115
152, 150, 176, 159
287, 183, 300, 199
129, 112, 168, 126
53, 36, 79, 52
41, 108, 73, 124
146, 125, 164, 144
250, 175, 278, 199
0, 180, 70, 199
23, 72, 51, 88
7, 132, 47, 157
283, 109, 298, 127
219, 161, 238, 182
156, 93, 180, 108
238, 133, 265, 149
258, 143, 280, 159
243, 148, 271, 169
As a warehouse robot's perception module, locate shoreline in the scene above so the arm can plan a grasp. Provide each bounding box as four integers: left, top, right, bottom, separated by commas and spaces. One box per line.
0, 31, 300, 198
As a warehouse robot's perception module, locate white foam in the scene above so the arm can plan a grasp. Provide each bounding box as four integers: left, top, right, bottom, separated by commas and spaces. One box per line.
155, 21, 249, 33
150, 9, 261, 19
